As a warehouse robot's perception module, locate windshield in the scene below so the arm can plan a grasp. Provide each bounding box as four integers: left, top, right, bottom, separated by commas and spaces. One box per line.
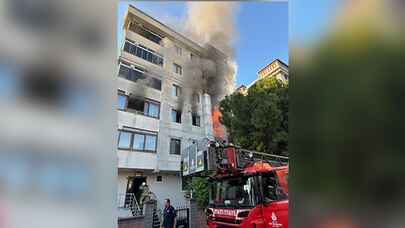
262, 171, 288, 203
209, 176, 256, 208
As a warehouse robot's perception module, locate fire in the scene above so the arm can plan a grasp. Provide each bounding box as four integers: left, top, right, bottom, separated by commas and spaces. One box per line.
212, 106, 226, 140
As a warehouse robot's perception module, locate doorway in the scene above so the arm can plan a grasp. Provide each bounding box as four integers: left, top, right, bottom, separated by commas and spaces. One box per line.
126, 176, 147, 205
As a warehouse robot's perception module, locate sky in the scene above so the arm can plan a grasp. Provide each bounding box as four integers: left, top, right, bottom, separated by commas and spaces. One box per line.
117, 1, 289, 87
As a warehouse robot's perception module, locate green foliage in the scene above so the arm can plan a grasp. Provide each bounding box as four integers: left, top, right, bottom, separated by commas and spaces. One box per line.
189, 176, 210, 208
220, 77, 288, 155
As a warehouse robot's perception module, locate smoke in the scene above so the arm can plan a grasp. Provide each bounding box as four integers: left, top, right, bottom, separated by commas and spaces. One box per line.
182, 1, 238, 106
185, 2, 238, 57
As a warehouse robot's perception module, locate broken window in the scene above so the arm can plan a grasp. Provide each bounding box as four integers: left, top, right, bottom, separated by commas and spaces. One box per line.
170, 138, 181, 155
172, 63, 182, 75
126, 96, 160, 118
192, 114, 201, 127
171, 109, 181, 123
127, 97, 145, 113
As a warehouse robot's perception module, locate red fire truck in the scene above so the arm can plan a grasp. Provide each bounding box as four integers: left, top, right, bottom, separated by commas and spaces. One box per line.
204, 141, 289, 228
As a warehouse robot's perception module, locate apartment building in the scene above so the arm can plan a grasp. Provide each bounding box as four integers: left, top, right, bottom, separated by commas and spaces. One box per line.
116, 5, 228, 210
236, 59, 289, 94
257, 59, 289, 82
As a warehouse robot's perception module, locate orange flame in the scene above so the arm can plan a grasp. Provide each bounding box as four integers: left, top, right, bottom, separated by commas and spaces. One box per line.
212, 106, 226, 140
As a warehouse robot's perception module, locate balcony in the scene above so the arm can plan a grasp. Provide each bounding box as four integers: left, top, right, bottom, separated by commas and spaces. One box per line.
123, 39, 163, 67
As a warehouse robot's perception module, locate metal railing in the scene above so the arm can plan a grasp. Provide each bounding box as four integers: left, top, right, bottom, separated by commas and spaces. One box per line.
117, 193, 143, 216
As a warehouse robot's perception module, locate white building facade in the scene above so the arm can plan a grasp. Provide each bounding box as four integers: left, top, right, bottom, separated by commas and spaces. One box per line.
116, 6, 222, 210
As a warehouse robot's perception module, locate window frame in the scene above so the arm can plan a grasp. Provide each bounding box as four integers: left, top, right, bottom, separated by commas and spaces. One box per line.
118, 91, 128, 111
118, 59, 162, 91
171, 109, 182, 124
117, 129, 158, 153
123, 39, 164, 67
173, 63, 182, 75
172, 84, 181, 97
170, 138, 182, 155
192, 113, 201, 127
117, 130, 133, 150
145, 100, 160, 119
126, 96, 161, 119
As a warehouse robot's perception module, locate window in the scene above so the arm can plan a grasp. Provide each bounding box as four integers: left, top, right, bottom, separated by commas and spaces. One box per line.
145, 135, 157, 151
262, 172, 288, 202
133, 134, 145, 150
209, 176, 256, 208
118, 131, 132, 150
156, 176, 163, 182
190, 53, 195, 60
123, 39, 164, 66
170, 138, 181, 155
118, 93, 127, 110
129, 23, 162, 44
171, 109, 182, 123
146, 102, 160, 118
173, 63, 182, 75
118, 130, 158, 152
127, 97, 144, 113
172, 84, 181, 97
126, 97, 160, 118
192, 114, 201, 127
118, 61, 162, 91
175, 45, 182, 56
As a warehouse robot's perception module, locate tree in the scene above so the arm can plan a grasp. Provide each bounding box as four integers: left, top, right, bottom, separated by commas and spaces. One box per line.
189, 176, 210, 208
219, 76, 288, 155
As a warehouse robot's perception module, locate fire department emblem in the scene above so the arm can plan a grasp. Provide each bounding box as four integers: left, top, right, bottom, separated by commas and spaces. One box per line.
271, 212, 282, 227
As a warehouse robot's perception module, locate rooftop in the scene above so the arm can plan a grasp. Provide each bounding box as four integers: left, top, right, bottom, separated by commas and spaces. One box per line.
257, 58, 288, 75
124, 5, 228, 59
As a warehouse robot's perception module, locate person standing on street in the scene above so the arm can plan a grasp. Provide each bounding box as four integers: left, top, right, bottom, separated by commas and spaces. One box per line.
161, 198, 176, 228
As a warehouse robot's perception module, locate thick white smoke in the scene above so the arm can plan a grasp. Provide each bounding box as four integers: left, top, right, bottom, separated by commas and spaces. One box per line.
182, 1, 239, 105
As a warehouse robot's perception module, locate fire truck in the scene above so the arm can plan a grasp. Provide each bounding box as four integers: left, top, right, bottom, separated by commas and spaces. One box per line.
182, 140, 288, 228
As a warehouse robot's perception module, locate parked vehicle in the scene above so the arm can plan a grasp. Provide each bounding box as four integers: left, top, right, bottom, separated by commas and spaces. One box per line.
205, 143, 288, 228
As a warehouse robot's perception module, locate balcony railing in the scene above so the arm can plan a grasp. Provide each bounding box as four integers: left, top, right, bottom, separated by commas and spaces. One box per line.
123, 39, 163, 67
117, 193, 143, 217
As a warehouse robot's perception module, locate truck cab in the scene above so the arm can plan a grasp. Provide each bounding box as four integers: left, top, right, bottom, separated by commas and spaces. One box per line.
205, 146, 288, 228
181, 141, 288, 228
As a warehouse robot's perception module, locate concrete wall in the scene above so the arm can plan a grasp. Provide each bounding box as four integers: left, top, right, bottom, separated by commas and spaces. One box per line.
147, 173, 186, 207
117, 8, 220, 210
118, 171, 186, 208
118, 216, 144, 228
117, 28, 214, 173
